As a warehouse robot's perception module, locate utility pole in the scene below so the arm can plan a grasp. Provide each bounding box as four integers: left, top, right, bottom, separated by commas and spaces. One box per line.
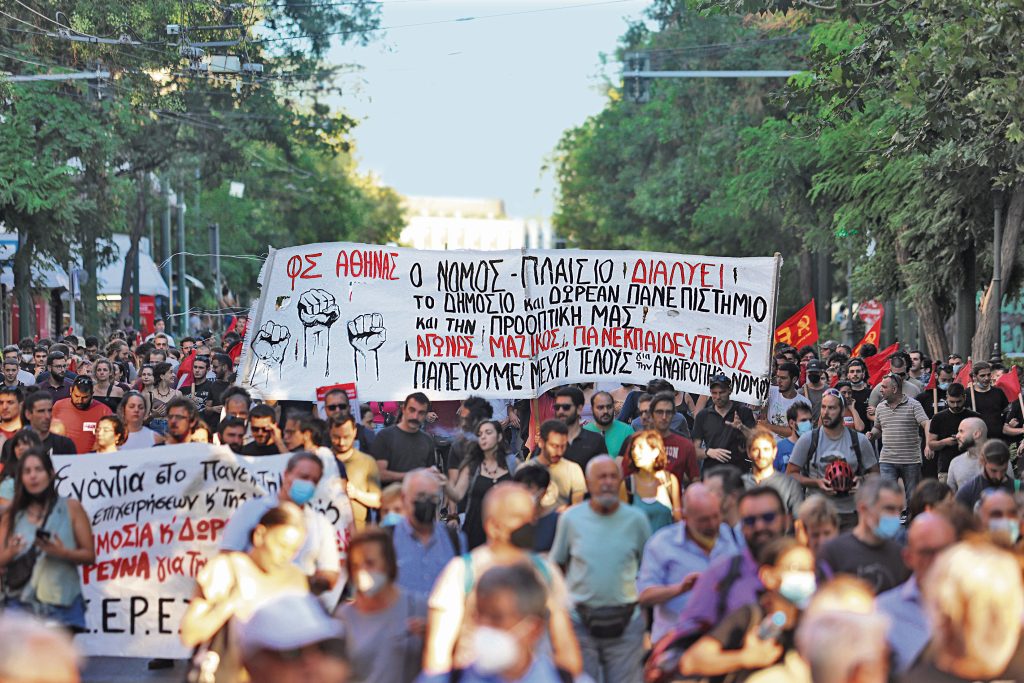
209, 222, 221, 312
177, 199, 188, 339
161, 179, 174, 326
992, 188, 1004, 359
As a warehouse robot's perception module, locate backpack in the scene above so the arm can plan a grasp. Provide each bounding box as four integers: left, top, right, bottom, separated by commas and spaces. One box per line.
807, 427, 864, 474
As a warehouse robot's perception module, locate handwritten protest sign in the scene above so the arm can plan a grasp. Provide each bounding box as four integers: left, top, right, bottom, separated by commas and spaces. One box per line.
53, 445, 351, 658
239, 243, 782, 404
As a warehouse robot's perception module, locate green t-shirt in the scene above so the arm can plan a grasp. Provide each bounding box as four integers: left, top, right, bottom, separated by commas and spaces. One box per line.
550, 502, 651, 608
584, 419, 634, 460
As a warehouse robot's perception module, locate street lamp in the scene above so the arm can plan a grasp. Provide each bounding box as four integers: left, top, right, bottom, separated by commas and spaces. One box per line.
992, 186, 1005, 359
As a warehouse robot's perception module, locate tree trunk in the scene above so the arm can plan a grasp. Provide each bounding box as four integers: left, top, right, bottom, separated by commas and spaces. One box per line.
973, 185, 1024, 360
118, 172, 147, 324
894, 241, 950, 359
799, 251, 813, 305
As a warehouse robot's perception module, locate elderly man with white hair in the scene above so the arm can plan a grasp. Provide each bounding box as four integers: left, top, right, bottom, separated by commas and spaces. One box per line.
550, 455, 652, 683
390, 468, 466, 599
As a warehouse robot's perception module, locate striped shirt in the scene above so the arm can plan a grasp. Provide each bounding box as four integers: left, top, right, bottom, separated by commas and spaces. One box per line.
875, 396, 928, 465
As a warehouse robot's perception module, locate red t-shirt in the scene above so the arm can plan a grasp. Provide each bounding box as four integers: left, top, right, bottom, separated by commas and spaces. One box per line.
620, 431, 700, 485
53, 398, 112, 454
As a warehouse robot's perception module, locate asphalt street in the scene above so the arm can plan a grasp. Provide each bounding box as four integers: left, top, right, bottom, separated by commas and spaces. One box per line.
82, 657, 184, 682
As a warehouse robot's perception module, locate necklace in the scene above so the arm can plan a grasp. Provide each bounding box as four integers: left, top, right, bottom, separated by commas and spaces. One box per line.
481, 458, 500, 478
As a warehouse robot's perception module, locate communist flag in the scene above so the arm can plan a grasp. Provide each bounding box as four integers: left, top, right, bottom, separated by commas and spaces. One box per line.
775, 300, 818, 349
853, 318, 882, 357
955, 360, 972, 387
865, 343, 899, 386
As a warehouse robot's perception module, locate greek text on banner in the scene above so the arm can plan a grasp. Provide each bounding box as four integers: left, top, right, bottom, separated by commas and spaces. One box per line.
238, 243, 783, 405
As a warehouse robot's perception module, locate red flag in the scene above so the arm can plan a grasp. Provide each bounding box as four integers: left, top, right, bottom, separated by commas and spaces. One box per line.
996, 369, 1021, 402
775, 300, 818, 349
176, 349, 196, 389
226, 315, 238, 334
955, 360, 972, 387
865, 343, 899, 386
852, 318, 882, 357
924, 361, 938, 391
227, 340, 243, 366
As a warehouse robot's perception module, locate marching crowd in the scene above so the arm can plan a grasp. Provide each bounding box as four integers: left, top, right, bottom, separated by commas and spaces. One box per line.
1, 323, 1024, 683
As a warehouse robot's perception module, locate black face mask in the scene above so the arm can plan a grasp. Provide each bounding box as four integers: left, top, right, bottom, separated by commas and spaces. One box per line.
509, 521, 536, 550
413, 498, 439, 525
807, 372, 822, 384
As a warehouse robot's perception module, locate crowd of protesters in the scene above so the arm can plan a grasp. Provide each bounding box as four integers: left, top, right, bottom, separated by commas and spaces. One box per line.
2, 323, 1024, 683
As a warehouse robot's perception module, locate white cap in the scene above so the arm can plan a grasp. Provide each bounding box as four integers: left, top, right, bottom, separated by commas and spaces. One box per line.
238, 593, 344, 656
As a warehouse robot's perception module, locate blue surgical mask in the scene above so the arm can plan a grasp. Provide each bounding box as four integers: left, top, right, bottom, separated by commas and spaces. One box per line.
289, 479, 317, 506
796, 420, 812, 436
938, 382, 950, 391
874, 514, 902, 539
778, 571, 816, 609
381, 512, 403, 527
990, 518, 1020, 545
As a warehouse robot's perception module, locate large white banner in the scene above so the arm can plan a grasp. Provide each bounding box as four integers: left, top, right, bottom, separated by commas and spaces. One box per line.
239, 243, 782, 404
53, 445, 351, 658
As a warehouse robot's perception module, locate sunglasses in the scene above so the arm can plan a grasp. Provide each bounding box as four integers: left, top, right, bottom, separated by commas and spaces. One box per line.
553, 403, 574, 411
740, 511, 779, 528
324, 403, 348, 411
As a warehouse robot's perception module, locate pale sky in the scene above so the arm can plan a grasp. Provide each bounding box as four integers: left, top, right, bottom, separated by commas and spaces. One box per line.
327, 0, 651, 218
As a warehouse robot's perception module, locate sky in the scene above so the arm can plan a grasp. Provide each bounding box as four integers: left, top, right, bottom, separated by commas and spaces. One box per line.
326, 0, 652, 218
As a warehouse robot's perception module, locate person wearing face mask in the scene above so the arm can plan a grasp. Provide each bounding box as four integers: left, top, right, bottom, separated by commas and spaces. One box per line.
787, 392, 878, 530
335, 529, 427, 683
512, 466, 560, 553
876, 511, 957, 673
955, 439, 1020, 510
220, 452, 341, 596
818, 475, 910, 595
773, 404, 812, 472
425, 482, 581, 677
944, 416, 987, 492
418, 564, 581, 683
926, 384, 981, 485
743, 428, 804, 516
679, 538, 816, 680
799, 359, 829, 423
637, 483, 740, 644
762, 363, 812, 440
916, 364, 955, 419
976, 488, 1021, 547
550, 456, 650, 683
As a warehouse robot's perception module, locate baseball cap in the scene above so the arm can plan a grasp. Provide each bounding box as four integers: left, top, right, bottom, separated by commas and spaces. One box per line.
238, 593, 344, 657
709, 373, 731, 390
821, 340, 838, 351
806, 359, 826, 373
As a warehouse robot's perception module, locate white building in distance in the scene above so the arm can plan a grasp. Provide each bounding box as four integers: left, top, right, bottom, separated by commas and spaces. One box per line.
399, 196, 556, 251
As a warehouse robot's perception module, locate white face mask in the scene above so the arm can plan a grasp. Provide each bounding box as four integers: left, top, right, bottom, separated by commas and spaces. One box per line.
354, 569, 388, 597
778, 570, 816, 609
471, 625, 521, 675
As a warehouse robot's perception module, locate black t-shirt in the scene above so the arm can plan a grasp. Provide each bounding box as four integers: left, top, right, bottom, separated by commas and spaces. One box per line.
849, 385, 872, 432
1006, 400, 1024, 445
370, 425, 435, 473
970, 387, 1009, 442
819, 531, 909, 595
928, 408, 980, 473
239, 441, 280, 456
183, 380, 224, 413
43, 433, 77, 455
916, 387, 948, 418
563, 427, 607, 470
692, 403, 756, 471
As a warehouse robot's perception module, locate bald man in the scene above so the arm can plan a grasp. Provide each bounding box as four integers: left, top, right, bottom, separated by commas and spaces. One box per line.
551, 456, 652, 682
638, 483, 742, 642
424, 482, 581, 676
946, 417, 988, 492
877, 512, 957, 672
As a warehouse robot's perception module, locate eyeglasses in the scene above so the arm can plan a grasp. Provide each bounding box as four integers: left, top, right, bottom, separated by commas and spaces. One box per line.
553, 403, 574, 411
251, 426, 271, 433
740, 511, 779, 527
652, 409, 674, 416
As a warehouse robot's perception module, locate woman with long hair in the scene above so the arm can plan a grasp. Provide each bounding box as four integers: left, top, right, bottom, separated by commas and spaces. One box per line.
0, 449, 95, 631
91, 359, 125, 412
118, 391, 162, 449
180, 502, 311, 682
145, 362, 182, 434
0, 430, 42, 506
442, 419, 514, 549
620, 429, 681, 532
93, 415, 128, 454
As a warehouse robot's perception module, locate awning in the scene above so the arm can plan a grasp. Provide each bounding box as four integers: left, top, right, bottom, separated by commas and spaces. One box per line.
97, 234, 170, 298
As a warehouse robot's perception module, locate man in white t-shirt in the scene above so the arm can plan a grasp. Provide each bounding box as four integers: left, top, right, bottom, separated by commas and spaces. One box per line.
521, 420, 586, 509
763, 362, 811, 439
423, 483, 582, 677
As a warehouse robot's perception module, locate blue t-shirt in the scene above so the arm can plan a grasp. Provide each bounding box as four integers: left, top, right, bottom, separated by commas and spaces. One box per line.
774, 439, 796, 472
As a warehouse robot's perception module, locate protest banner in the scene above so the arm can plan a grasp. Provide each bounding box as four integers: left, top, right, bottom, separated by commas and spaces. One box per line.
53, 444, 352, 658
774, 299, 818, 349
238, 243, 783, 405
